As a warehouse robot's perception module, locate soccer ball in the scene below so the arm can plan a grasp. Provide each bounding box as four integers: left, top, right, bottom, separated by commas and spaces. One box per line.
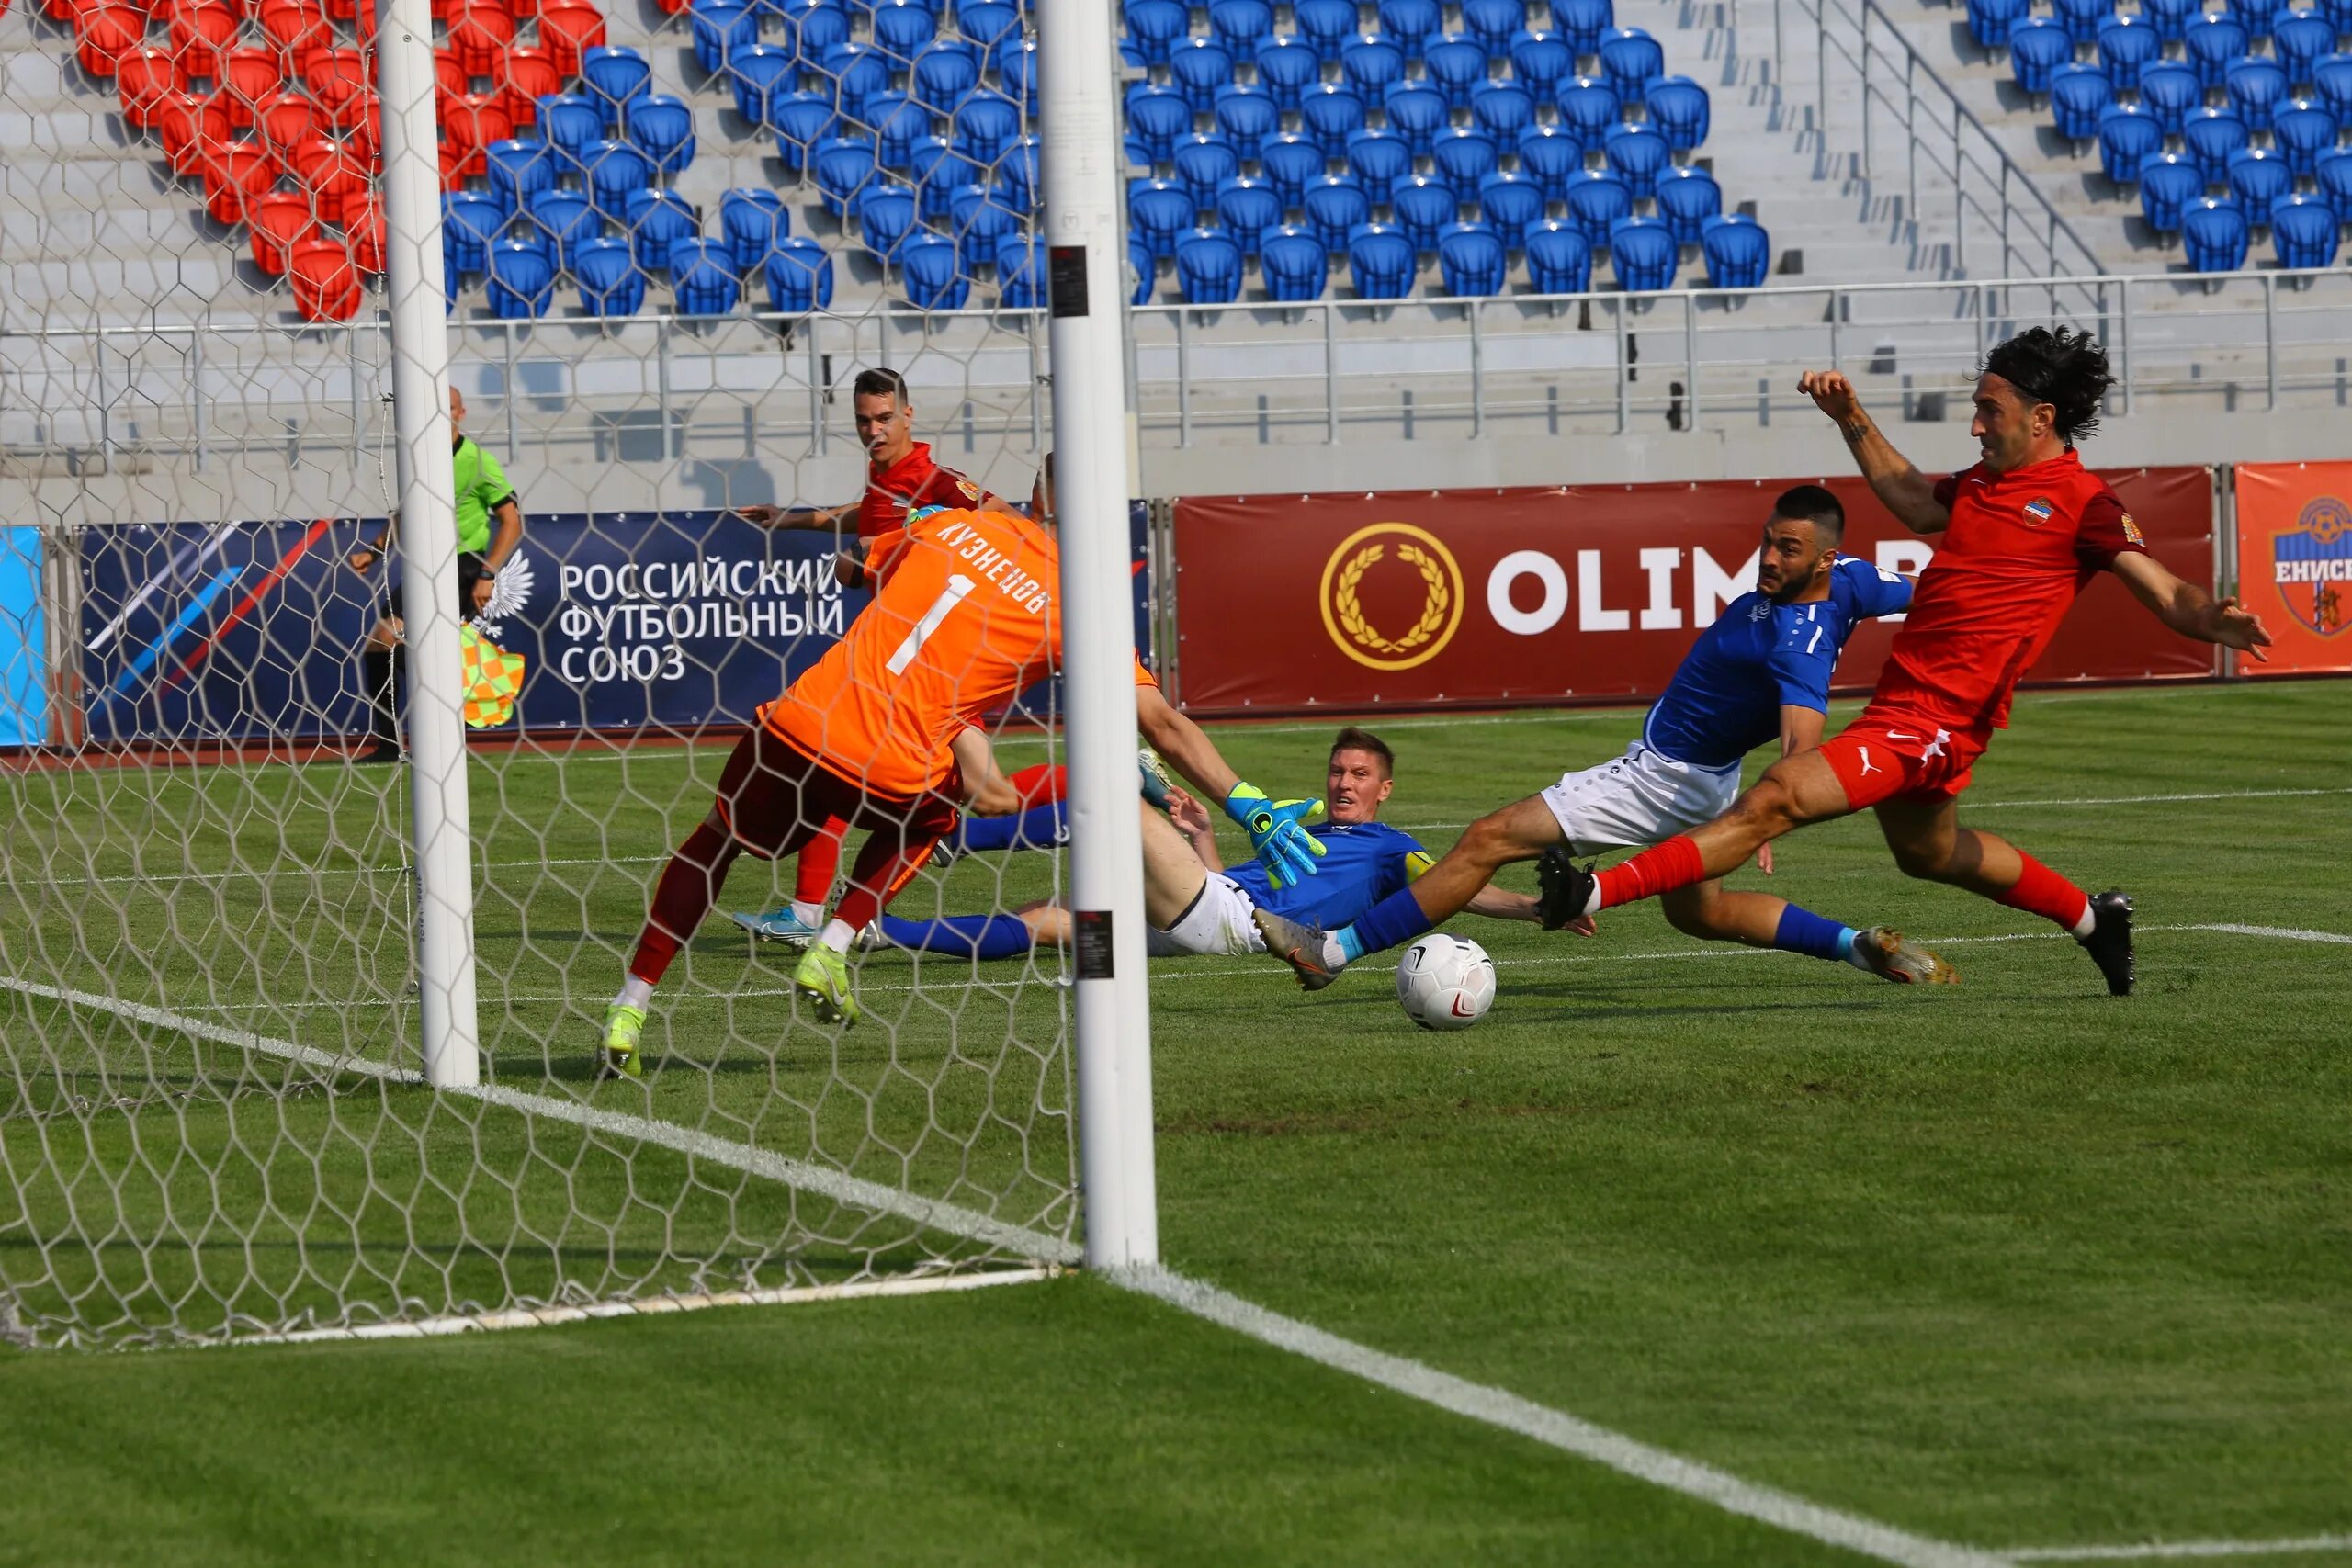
1395, 934, 1497, 1031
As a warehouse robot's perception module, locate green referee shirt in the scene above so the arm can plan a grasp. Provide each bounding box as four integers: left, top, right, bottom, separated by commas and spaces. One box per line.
453, 435, 515, 556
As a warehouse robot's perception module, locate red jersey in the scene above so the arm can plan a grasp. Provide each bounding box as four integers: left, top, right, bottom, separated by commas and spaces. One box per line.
856, 441, 979, 540
1872, 449, 2147, 733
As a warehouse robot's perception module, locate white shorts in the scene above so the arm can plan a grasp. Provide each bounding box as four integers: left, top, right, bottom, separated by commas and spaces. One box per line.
1150, 872, 1265, 957
1539, 741, 1742, 856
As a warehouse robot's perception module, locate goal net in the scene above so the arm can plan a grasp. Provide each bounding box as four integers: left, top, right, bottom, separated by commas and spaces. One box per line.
0, 0, 1101, 1348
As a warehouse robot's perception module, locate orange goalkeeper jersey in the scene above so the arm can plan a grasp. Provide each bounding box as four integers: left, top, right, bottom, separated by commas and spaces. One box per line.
760, 507, 1156, 800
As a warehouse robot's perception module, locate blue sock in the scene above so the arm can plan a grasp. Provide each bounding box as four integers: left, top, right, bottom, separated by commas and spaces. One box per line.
956, 801, 1066, 854
1772, 903, 1856, 963
1337, 886, 1438, 962
876, 914, 1035, 960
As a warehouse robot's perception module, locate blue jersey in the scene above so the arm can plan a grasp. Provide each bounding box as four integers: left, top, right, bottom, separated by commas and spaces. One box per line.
1225, 818, 1431, 928
1640, 556, 1915, 771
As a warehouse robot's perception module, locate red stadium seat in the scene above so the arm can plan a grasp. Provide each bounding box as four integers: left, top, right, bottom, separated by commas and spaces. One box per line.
254, 88, 322, 154
438, 89, 511, 178
164, 0, 237, 79
446, 1, 514, 78
283, 132, 369, 221
218, 47, 281, 127
256, 0, 330, 69
288, 238, 362, 321
153, 89, 231, 175
115, 46, 185, 128
73, 5, 148, 78
333, 85, 379, 148
199, 141, 275, 223
497, 43, 559, 125
536, 0, 605, 77
246, 189, 319, 273
303, 46, 368, 114
342, 192, 386, 272
434, 46, 467, 98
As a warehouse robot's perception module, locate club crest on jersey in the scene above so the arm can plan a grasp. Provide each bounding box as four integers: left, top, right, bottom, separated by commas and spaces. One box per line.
2269, 494, 2351, 637
2120, 513, 2144, 547
2021, 497, 2056, 526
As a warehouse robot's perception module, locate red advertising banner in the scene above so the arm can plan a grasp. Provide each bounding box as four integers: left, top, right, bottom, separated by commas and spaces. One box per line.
2234, 462, 2352, 676
1171, 468, 2215, 715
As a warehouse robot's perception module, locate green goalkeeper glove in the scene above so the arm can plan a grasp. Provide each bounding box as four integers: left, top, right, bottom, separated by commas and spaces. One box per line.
1224, 783, 1327, 889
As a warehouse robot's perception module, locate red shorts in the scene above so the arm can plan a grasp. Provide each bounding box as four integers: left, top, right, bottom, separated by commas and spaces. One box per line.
1816, 705, 1991, 809
713, 727, 959, 861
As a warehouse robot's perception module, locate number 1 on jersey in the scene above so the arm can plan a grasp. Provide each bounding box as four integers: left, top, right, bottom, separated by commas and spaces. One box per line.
885, 575, 978, 676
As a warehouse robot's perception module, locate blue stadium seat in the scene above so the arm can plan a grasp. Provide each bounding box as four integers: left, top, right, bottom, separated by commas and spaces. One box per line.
670, 237, 742, 314
989, 135, 1038, 213
2184, 107, 2250, 180
1654, 164, 1722, 243
537, 94, 604, 175
1258, 133, 1327, 205
953, 90, 1022, 159
1510, 28, 1576, 89
1346, 128, 1412, 188
1476, 170, 1544, 232
2137, 153, 2207, 231
912, 39, 981, 107
1260, 223, 1329, 299
1389, 174, 1459, 250
1525, 218, 1593, 292
1699, 212, 1770, 287
2142, 0, 2199, 41
726, 45, 798, 124
2050, 65, 2113, 141
2095, 15, 2158, 86
1304, 174, 1373, 248
582, 139, 654, 219
1002, 235, 1051, 306
1564, 167, 1634, 239
2227, 60, 2291, 130
2098, 104, 2163, 181
2229, 0, 2285, 30
2183, 15, 2249, 90
720, 188, 790, 276
1215, 84, 1280, 143
2181, 197, 2250, 269
1129, 235, 1159, 303
900, 232, 969, 309
1215, 175, 1283, 251
486, 138, 554, 209
818, 40, 892, 118
1556, 74, 1622, 152
766, 89, 838, 168
625, 188, 699, 273
1966, 0, 2028, 49
1302, 83, 1368, 153
2317, 145, 2352, 208
2319, 0, 2352, 28
1346, 221, 1416, 297
1421, 34, 1490, 107
949, 182, 1020, 272
2055, 0, 2112, 48
1174, 226, 1246, 301
1378, 0, 1442, 52
1471, 81, 1536, 139
872, 0, 937, 57
1383, 82, 1451, 153
1608, 215, 1676, 289
2273, 98, 2339, 175
1129, 177, 1198, 255
1599, 28, 1665, 97
957, 0, 1020, 45
2313, 52, 2352, 120
2270, 192, 2340, 265
1254, 36, 1322, 109
1171, 38, 1237, 112
1211, 0, 1276, 55
530, 191, 603, 273
1122, 0, 1189, 64
1431, 127, 1499, 186
1436, 221, 1508, 294
693, 2, 759, 75
863, 90, 937, 168
1295, 0, 1361, 60
1516, 124, 1585, 198
444, 190, 507, 275
1343, 35, 1407, 96
623, 93, 697, 178
763, 234, 836, 311
1125, 84, 1193, 162
991, 32, 1036, 107
575, 237, 645, 314
1464, 0, 1528, 53
812, 134, 879, 216
2135, 62, 2204, 134
2225, 146, 2293, 209
2008, 18, 2071, 95
1173, 131, 1242, 203
582, 47, 653, 129
775, 0, 851, 66
484, 236, 557, 320
1557, 0, 1614, 55
1645, 74, 1711, 152
1602, 122, 1670, 197
2275, 9, 2335, 85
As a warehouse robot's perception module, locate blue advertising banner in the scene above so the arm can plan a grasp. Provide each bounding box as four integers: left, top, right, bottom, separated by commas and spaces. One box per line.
0, 527, 44, 748
78, 505, 1152, 744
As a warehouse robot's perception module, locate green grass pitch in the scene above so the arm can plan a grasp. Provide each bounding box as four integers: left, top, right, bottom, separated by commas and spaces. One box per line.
1, 679, 2347, 1564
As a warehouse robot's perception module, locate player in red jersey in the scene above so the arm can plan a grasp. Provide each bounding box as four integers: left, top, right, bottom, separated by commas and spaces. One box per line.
730, 367, 1016, 948
1539, 328, 2272, 995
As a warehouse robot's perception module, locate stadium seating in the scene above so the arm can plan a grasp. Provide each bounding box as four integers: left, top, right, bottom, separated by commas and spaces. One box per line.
1215, 85, 1280, 143
1565, 168, 1634, 240
951, 185, 1022, 273
1700, 213, 1770, 288
2055, 0, 2111, 47
1131, 178, 1199, 255
1421, 34, 1488, 106
854, 183, 920, 263
443, 190, 508, 275
1128, 237, 1157, 304
1431, 128, 1500, 187
2314, 53, 2352, 118
1476, 171, 1544, 233
2183, 108, 2250, 180
900, 233, 969, 309
1378, 0, 1442, 52
812, 135, 878, 217
2226, 147, 2293, 210
1295, 0, 1358, 61
2009, 17, 2072, 94
1125, 85, 1192, 162
1254, 36, 1321, 107
1304, 175, 1373, 250
2318, 146, 2352, 209
1173, 133, 1241, 204
1302, 84, 1369, 153
1609, 215, 1678, 289
1655, 165, 1724, 244
1392, 175, 1460, 251
725, 46, 797, 123
1645, 76, 1712, 152
693, 4, 758, 74
1343, 36, 1408, 96
575, 236, 645, 314
2138, 152, 2207, 231
536, 192, 605, 273
767, 91, 839, 169
1465, 0, 1528, 55
1603, 123, 1672, 197
1258, 134, 1325, 205
2275, 9, 2336, 84
764, 235, 837, 310
1385, 83, 1451, 154
1347, 129, 1413, 189
1471, 81, 1535, 140
581, 46, 653, 129
2143, 0, 2199, 40
2098, 104, 2163, 182
1002, 236, 1050, 307
247, 193, 319, 277
1436, 221, 1508, 295
2273, 100, 2339, 174
2227, 60, 2290, 130
2135, 62, 2203, 133
1598, 28, 1665, 97
1260, 225, 1330, 299
1517, 124, 1586, 197
2181, 197, 2252, 271
1170, 38, 1235, 111
288, 238, 362, 321
1524, 219, 1594, 292
1174, 227, 1245, 301
628, 189, 702, 273
1967, 0, 2026, 51
1557, 0, 1615, 53
1215, 176, 1283, 252
1346, 222, 1416, 298
584, 138, 654, 218
1556, 77, 1622, 152
487, 237, 559, 319
1213, 0, 1277, 54
2051, 65, 2112, 141
2096, 16, 2159, 86
1508, 28, 1575, 90
2269, 192, 2341, 265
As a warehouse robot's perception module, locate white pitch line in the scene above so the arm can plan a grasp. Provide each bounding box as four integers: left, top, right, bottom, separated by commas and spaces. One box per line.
2008, 1534, 2352, 1561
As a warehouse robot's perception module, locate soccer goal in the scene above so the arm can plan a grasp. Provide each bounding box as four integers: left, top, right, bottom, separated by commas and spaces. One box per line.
0, 0, 1152, 1348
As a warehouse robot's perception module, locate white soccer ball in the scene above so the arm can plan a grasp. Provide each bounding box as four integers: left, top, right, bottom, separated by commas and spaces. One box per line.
1395, 934, 1497, 1032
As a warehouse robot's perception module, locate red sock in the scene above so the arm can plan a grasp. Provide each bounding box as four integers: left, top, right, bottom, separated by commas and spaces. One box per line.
1595, 834, 1706, 910
629, 820, 742, 986
793, 816, 847, 906
1994, 852, 2091, 934
1009, 762, 1066, 807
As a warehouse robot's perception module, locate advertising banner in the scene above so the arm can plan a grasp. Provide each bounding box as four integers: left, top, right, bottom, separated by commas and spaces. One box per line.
0, 527, 43, 748
1171, 468, 2214, 715
2233, 462, 2352, 676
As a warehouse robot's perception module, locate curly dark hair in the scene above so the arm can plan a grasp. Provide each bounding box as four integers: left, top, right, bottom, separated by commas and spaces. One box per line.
1979, 326, 2114, 446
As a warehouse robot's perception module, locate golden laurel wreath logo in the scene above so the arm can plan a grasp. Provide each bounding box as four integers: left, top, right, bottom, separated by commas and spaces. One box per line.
1317, 522, 1465, 671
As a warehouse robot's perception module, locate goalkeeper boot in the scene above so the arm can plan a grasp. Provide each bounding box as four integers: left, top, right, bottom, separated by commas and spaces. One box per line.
793, 944, 863, 1026
2081, 888, 2135, 998
1851, 928, 1959, 986
1534, 847, 1600, 932
1137, 748, 1176, 810
1252, 908, 1344, 991
601, 1002, 647, 1080
730, 907, 820, 948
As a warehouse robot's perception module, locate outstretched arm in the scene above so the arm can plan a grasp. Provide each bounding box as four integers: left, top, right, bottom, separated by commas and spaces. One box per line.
736, 502, 855, 531
1464, 885, 1540, 921
1136, 683, 1324, 886
1136, 683, 1238, 802
1799, 371, 1950, 536
2110, 552, 2273, 661
949, 727, 1022, 815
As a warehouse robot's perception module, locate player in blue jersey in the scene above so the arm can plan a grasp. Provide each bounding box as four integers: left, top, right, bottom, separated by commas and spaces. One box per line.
1255, 485, 1958, 989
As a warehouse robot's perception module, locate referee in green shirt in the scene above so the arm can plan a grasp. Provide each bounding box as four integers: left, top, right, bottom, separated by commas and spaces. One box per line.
347, 386, 525, 762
